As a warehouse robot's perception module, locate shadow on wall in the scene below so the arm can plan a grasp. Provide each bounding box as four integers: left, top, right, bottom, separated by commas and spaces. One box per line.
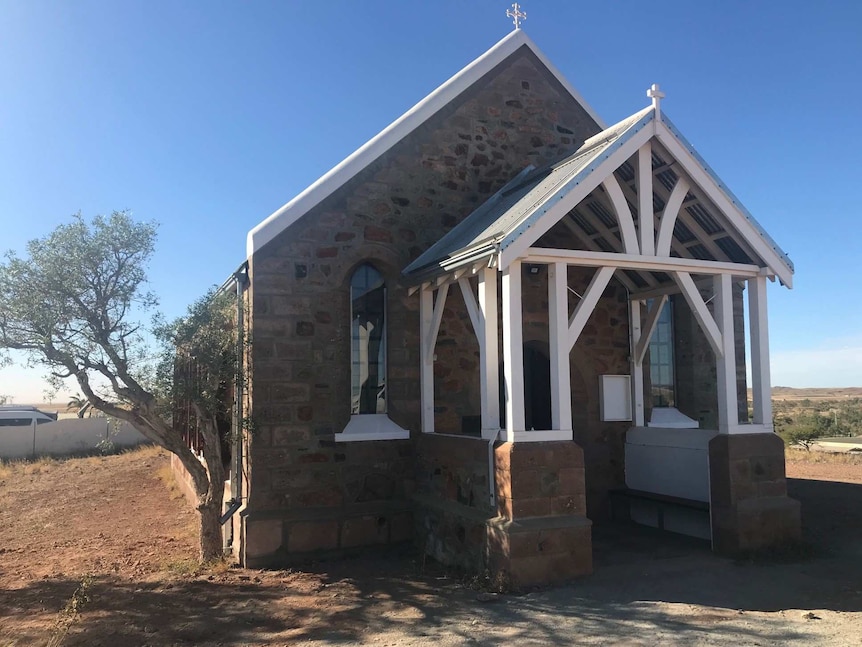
0, 418, 147, 459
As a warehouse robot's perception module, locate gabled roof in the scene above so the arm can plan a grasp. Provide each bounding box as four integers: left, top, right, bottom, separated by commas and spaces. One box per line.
246, 30, 605, 258
403, 107, 653, 276
659, 112, 793, 275
403, 105, 794, 288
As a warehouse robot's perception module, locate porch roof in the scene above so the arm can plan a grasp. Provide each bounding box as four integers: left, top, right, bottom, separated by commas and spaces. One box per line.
403, 106, 794, 289
402, 108, 652, 278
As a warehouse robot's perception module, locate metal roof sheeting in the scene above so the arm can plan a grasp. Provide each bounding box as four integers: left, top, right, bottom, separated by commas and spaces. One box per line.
404, 106, 795, 289
404, 108, 651, 277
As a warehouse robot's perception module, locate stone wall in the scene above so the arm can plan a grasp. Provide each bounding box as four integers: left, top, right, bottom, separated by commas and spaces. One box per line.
413, 433, 494, 570
242, 437, 414, 567
242, 47, 602, 564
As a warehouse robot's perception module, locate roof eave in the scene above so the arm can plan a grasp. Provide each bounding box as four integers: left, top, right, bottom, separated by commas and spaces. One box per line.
403, 242, 500, 286
656, 114, 794, 287
246, 30, 605, 258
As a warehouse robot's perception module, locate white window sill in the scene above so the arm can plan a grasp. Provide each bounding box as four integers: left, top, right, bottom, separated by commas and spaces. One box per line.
334, 414, 410, 443
647, 407, 699, 429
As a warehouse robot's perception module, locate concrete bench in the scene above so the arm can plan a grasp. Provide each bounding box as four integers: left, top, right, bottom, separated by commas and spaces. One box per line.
609, 487, 709, 535
621, 427, 718, 540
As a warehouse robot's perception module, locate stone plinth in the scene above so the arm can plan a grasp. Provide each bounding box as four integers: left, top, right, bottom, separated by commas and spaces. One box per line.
491, 440, 592, 587
487, 515, 592, 589
494, 440, 587, 519
708, 432, 801, 554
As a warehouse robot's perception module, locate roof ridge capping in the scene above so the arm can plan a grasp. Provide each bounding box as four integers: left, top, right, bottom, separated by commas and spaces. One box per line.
246, 30, 606, 258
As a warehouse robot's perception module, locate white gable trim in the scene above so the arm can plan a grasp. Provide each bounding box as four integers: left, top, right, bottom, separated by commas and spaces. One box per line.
246, 31, 606, 258
497, 110, 793, 289
654, 119, 794, 287
499, 111, 654, 268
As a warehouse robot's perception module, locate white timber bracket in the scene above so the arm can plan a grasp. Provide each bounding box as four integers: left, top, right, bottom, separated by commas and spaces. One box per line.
567, 266, 615, 350
459, 270, 501, 438
419, 282, 449, 434
669, 270, 723, 357
633, 294, 668, 365
601, 175, 640, 255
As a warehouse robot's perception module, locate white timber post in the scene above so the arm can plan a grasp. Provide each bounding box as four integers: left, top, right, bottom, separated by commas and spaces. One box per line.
714, 274, 738, 434
548, 262, 572, 432
637, 142, 655, 257
748, 275, 773, 427
419, 283, 448, 434
419, 287, 435, 434
502, 261, 525, 440
630, 299, 645, 426
479, 267, 501, 437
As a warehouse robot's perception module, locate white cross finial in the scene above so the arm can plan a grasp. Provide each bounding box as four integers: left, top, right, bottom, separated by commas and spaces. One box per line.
507, 3, 526, 30
647, 83, 665, 113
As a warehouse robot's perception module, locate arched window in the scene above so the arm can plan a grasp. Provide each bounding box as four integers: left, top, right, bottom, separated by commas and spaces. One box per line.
351, 264, 386, 414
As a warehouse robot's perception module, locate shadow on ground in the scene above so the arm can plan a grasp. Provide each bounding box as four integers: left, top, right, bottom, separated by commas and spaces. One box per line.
1, 478, 858, 645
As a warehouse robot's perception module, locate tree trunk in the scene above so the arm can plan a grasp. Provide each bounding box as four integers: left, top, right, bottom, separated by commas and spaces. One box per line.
198, 499, 223, 562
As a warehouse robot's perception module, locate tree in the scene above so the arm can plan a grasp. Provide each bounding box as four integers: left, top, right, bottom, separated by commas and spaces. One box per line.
67, 393, 93, 418
0, 212, 237, 561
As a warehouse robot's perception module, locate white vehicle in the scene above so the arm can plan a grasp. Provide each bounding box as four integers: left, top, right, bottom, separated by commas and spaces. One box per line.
0, 405, 57, 426
0, 407, 58, 458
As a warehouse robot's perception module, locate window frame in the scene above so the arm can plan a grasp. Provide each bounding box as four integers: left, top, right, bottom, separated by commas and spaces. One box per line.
336, 262, 408, 443
349, 263, 388, 416
648, 298, 676, 409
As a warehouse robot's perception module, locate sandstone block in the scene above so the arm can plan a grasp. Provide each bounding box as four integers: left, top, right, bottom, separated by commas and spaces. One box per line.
287, 520, 338, 553
245, 519, 283, 558
342, 515, 388, 548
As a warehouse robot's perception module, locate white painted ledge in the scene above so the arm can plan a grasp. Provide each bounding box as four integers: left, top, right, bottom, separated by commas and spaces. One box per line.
334, 414, 410, 443
724, 423, 775, 435
647, 407, 699, 429
511, 429, 573, 443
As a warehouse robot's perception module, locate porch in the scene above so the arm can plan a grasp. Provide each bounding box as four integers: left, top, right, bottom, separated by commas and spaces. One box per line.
403, 89, 800, 586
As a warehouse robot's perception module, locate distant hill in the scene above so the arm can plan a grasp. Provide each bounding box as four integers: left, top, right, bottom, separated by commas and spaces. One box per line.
768, 387, 862, 401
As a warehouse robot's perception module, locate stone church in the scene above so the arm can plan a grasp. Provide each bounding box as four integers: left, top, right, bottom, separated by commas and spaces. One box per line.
212, 29, 800, 587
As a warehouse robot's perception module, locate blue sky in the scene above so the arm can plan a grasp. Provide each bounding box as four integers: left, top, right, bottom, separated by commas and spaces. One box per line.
1, 1, 860, 401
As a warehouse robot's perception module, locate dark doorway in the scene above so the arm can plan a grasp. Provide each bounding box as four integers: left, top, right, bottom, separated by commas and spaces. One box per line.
523, 342, 552, 431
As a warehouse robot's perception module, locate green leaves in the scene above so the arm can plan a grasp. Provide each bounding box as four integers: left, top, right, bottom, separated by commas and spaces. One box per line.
154, 288, 238, 423
0, 211, 157, 399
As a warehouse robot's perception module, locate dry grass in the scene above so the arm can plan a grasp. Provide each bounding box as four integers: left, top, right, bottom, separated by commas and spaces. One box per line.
162, 557, 201, 576
155, 462, 184, 500
0, 444, 162, 479
0, 455, 57, 478
786, 448, 862, 464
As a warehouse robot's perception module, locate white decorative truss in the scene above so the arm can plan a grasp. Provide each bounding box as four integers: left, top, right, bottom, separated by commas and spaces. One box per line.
410, 94, 790, 442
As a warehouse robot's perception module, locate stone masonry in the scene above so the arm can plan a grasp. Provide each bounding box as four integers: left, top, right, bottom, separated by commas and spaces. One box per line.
709, 433, 801, 554
489, 441, 592, 589
234, 39, 774, 581
241, 47, 603, 566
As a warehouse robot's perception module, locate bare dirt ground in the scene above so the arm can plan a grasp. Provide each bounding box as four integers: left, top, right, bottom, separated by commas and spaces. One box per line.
1, 447, 861, 646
